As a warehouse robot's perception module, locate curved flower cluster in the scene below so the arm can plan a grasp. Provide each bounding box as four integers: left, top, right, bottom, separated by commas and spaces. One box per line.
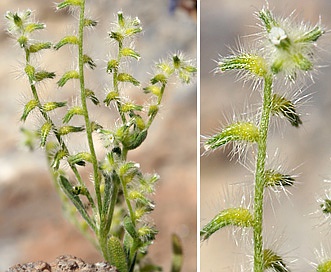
216, 7, 324, 82
6, 2, 196, 271
202, 6, 325, 271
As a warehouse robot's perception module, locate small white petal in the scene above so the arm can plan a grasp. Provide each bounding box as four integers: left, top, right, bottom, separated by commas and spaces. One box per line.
269, 27, 287, 45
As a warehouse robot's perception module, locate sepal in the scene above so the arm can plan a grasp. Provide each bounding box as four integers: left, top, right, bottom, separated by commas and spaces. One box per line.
21, 99, 38, 122
40, 121, 53, 147
317, 260, 331, 272
217, 53, 268, 78
271, 94, 302, 127
62, 106, 84, 123
57, 0, 83, 10
117, 73, 140, 86
200, 207, 254, 241
264, 169, 295, 187
204, 121, 259, 151
58, 125, 84, 135
263, 248, 289, 272
54, 36, 79, 50
57, 70, 79, 87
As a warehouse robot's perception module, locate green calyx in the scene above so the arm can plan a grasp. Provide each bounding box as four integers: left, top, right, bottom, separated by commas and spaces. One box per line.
317, 260, 331, 272
271, 94, 302, 127
200, 207, 254, 241
204, 121, 259, 151
263, 249, 289, 272
320, 199, 331, 214
218, 53, 268, 77
264, 169, 294, 187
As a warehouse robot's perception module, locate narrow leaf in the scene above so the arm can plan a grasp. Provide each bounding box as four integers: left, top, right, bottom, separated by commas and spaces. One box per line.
58, 175, 95, 231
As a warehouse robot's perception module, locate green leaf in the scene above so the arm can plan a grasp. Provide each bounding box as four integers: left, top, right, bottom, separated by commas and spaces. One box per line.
171, 234, 183, 272
58, 175, 96, 231
106, 236, 129, 272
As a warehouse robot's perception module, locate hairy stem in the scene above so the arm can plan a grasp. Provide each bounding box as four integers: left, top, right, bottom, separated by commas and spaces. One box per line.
77, 1, 102, 214
254, 74, 273, 272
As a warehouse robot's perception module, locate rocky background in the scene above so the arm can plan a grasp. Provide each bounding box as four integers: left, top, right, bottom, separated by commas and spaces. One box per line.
0, 0, 196, 271
201, 0, 331, 271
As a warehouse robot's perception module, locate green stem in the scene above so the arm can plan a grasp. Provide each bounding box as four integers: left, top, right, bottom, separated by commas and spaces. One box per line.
24, 51, 96, 212
114, 41, 127, 124
78, 1, 102, 214
253, 74, 273, 272
147, 83, 166, 128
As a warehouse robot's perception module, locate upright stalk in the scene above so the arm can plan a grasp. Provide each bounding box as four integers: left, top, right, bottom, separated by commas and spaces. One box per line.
77, 1, 102, 214
254, 74, 273, 272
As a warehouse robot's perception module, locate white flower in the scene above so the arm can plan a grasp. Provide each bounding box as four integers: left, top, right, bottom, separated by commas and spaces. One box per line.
268, 27, 287, 46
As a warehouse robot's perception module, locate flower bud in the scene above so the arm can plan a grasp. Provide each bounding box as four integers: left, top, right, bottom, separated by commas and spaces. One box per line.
25, 22, 45, 33
271, 94, 302, 127
264, 169, 294, 187
21, 99, 38, 122
121, 103, 143, 113
138, 226, 158, 242
85, 89, 100, 105
17, 36, 28, 48
25, 64, 36, 85
83, 54, 96, 69
29, 42, 52, 53
104, 90, 119, 106
143, 85, 161, 97
263, 249, 288, 272
200, 207, 253, 241
217, 53, 268, 78
84, 18, 98, 27
57, 0, 83, 10
58, 125, 84, 135
68, 152, 93, 166
62, 106, 84, 123
107, 59, 119, 73
54, 36, 79, 50
120, 47, 140, 60
204, 121, 259, 151
117, 73, 140, 86
119, 162, 140, 184
35, 71, 56, 82
40, 121, 53, 147
51, 149, 68, 170
150, 73, 168, 84
42, 101, 67, 112
57, 70, 79, 87
320, 199, 331, 215
72, 185, 89, 196
148, 105, 159, 118
317, 260, 331, 272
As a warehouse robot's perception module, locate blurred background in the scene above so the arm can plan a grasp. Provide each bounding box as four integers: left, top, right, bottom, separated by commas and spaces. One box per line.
201, 0, 331, 271
0, 0, 196, 271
